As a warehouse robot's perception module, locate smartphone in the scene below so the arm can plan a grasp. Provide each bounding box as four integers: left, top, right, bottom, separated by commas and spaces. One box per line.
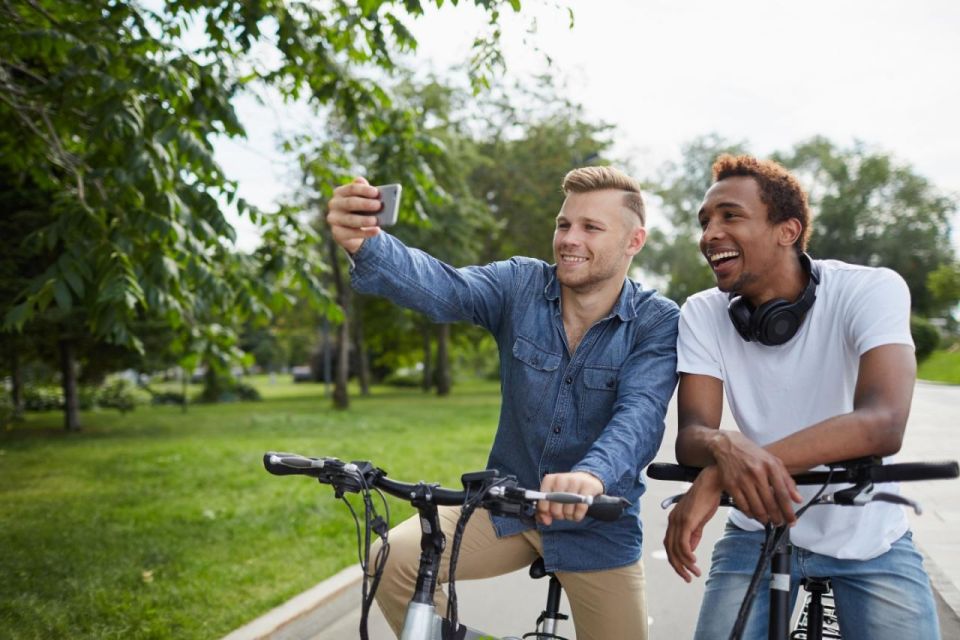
374, 184, 402, 227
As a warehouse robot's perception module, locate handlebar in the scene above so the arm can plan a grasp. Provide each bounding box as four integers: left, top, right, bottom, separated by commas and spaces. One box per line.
647, 457, 959, 485
264, 452, 630, 522
647, 457, 958, 514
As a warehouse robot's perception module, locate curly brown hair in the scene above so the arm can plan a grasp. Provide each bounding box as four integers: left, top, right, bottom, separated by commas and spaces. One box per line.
711, 154, 811, 251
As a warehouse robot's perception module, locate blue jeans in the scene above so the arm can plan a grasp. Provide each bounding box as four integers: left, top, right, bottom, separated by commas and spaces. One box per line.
693, 523, 940, 640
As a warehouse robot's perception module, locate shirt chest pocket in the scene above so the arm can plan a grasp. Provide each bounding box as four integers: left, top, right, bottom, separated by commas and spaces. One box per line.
509, 336, 562, 422
577, 366, 620, 440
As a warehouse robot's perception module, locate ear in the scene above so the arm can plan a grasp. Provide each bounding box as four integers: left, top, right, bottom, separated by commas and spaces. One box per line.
777, 218, 802, 247
626, 226, 647, 256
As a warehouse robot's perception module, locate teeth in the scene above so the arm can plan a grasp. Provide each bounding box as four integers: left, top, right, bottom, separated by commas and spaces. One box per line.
709, 251, 739, 263
562, 255, 587, 263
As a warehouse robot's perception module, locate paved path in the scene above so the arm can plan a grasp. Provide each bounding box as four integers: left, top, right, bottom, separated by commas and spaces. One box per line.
228, 381, 960, 639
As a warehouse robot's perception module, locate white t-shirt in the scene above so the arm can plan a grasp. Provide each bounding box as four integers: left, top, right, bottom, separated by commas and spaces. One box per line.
677, 260, 914, 560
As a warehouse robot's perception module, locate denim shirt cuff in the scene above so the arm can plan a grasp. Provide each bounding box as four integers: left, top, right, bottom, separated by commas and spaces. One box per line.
572, 463, 614, 496
349, 232, 385, 277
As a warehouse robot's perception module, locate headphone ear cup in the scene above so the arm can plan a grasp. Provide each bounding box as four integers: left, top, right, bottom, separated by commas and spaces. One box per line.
752, 300, 801, 346
727, 296, 755, 342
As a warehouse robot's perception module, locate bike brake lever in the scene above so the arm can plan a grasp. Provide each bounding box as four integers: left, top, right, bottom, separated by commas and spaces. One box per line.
660, 494, 684, 509
660, 493, 736, 510
820, 483, 922, 515
866, 491, 922, 515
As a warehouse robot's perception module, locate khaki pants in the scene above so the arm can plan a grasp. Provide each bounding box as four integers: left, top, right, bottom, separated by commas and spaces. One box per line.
372, 506, 647, 640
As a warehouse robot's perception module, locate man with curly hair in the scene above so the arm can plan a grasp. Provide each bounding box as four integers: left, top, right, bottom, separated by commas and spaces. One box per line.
663, 154, 940, 638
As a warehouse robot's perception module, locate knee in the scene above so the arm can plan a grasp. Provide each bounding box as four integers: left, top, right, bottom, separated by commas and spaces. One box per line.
375, 533, 421, 584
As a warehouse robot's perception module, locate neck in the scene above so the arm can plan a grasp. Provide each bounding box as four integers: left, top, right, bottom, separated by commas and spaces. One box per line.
747, 254, 808, 307
560, 278, 624, 327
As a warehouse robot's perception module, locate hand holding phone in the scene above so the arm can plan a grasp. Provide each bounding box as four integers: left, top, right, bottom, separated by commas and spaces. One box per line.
374, 184, 401, 227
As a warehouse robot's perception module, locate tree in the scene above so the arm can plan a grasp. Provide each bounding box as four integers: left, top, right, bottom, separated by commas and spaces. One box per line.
776, 137, 958, 314
927, 263, 960, 322
293, 75, 497, 398
468, 76, 616, 262
1, 0, 534, 427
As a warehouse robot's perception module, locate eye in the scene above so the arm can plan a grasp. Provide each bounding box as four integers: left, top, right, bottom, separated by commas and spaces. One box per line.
556, 221, 570, 230
585, 224, 602, 231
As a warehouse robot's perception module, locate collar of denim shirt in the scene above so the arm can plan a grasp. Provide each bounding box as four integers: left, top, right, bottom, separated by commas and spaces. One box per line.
543, 269, 640, 323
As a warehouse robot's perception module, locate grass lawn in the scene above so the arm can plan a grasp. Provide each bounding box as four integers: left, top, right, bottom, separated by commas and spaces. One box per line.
918, 348, 960, 385
0, 376, 500, 639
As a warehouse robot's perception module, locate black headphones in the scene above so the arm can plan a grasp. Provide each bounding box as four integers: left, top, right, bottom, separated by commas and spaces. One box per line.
727, 253, 820, 346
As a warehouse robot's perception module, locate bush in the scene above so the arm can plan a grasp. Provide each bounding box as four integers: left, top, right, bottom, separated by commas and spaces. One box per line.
149, 391, 186, 406
196, 380, 262, 403
21, 381, 140, 413
235, 381, 261, 401
382, 367, 423, 388
23, 385, 63, 411
97, 379, 138, 413
911, 315, 940, 363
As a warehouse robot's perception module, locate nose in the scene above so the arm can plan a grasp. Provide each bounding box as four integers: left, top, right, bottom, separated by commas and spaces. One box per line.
558, 226, 584, 246
700, 217, 724, 243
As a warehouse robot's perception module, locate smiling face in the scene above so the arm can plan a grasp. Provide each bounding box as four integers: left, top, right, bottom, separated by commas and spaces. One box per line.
553, 190, 646, 294
698, 176, 802, 302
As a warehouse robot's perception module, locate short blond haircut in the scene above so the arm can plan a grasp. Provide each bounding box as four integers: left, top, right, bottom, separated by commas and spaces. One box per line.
561, 166, 646, 226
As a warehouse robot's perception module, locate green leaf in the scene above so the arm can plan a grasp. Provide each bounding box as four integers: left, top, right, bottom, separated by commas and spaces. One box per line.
53, 279, 73, 312
3, 303, 32, 331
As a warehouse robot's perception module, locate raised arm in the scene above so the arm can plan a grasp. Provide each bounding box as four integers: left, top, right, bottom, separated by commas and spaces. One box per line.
326, 178, 520, 334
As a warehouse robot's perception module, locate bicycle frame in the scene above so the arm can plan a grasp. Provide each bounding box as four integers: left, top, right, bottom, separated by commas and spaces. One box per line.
398, 485, 569, 640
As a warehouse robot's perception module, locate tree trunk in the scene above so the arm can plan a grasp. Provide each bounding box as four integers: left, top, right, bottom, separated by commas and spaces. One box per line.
353, 303, 371, 396
327, 235, 350, 409
11, 348, 24, 421
59, 338, 81, 431
201, 365, 223, 403
435, 324, 451, 397
421, 324, 433, 393
320, 316, 332, 396
180, 366, 188, 414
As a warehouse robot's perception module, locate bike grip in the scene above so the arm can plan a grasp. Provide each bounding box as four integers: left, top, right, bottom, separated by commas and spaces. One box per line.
586, 495, 629, 522
263, 452, 317, 476
646, 463, 702, 483
869, 461, 959, 483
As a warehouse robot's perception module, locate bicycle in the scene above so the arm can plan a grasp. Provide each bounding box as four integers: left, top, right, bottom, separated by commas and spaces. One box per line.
263, 451, 629, 640
647, 456, 959, 640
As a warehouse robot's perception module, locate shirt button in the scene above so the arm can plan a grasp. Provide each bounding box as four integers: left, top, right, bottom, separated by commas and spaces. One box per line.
565, 376, 573, 384
606, 379, 615, 388
553, 427, 561, 434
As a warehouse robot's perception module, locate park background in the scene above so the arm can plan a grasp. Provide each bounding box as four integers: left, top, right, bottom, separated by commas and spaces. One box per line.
2, 1, 960, 638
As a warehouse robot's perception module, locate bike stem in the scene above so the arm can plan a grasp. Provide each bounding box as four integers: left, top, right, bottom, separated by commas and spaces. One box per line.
410, 486, 447, 606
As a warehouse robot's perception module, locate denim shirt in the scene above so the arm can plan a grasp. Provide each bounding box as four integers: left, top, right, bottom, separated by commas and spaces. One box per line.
350, 233, 679, 572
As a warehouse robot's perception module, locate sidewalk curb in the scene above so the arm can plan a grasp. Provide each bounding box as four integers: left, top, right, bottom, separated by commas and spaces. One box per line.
920, 545, 960, 625
221, 564, 362, 640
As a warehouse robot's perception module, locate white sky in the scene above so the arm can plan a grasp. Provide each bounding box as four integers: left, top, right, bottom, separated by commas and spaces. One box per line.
215, 0, 960, 252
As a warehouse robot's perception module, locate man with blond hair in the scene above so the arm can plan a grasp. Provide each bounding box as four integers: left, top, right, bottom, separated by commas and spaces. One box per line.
326, 166, 678, 639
